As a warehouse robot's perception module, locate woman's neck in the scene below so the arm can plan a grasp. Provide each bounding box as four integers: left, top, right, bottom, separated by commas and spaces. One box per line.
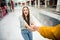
25, 16, 27, 18
25, 16, 27, 20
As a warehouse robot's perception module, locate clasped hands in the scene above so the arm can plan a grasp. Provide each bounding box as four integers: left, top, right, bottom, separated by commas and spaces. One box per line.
29, 25, 39, 32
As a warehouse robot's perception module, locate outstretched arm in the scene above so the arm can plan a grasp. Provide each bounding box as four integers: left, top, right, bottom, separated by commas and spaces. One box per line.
33, 26, 56, 40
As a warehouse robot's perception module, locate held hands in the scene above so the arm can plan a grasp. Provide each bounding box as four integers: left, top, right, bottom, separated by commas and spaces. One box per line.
30, 25, 35, 32
25, 23, 38, 31
30, 25, 38, 32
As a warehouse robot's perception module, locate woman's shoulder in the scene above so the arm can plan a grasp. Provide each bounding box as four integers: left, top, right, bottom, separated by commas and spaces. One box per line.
30, 14, 34, 20
19, 15, 23, 20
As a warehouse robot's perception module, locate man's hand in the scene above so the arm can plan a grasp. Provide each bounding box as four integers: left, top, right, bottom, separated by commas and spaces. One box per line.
33, 26, 39, 31
30, 25, 36, 31
29, 27, 35, 32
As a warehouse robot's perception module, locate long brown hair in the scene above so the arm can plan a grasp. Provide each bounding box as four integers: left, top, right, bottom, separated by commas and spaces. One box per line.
22, 6, 30, 25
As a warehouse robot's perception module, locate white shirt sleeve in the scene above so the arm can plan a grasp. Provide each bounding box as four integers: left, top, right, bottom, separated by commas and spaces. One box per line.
30, 15, 34, 25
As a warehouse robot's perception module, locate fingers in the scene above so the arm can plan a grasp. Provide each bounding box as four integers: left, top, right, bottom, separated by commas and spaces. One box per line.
29, 27, 35, 32
30, 25, 39, 32
33, 26, 39, 31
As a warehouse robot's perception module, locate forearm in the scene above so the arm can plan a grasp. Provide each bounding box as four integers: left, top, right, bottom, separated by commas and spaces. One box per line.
38, 26, 55, 39
25, 23, 31, 29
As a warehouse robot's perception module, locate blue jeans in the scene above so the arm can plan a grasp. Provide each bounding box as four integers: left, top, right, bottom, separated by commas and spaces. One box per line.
21, 29, 33, 40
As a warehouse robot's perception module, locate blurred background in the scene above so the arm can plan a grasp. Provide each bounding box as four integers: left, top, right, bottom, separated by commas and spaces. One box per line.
0, 0, 60, 40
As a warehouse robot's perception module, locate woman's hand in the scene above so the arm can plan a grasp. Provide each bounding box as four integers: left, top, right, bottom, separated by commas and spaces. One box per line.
30, 25, 36, 31
29, 27, 35, 32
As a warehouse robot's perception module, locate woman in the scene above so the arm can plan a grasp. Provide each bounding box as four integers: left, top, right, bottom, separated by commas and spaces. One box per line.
19, 6, 35, 40
33, 24, 60, 40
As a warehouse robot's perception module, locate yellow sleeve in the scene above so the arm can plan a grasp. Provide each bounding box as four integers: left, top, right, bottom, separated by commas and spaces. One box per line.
38, 24, 60, 40
38, 26, 55, 39
53, 24, 60, 40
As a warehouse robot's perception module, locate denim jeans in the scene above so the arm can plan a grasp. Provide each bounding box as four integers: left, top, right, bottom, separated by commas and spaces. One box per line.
21, 29, 33, 40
